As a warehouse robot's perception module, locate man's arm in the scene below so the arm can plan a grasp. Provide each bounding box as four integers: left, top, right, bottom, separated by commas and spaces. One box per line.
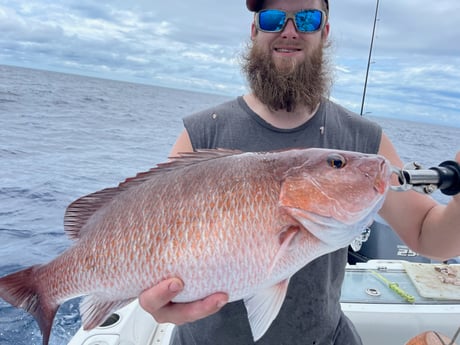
378, 133, 460, 260
169, 129, 194, 157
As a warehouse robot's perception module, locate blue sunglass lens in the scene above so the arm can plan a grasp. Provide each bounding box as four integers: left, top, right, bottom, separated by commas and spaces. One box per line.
258, 9, 323, 33
295, 10, 323, 32
258, 10, 287, 32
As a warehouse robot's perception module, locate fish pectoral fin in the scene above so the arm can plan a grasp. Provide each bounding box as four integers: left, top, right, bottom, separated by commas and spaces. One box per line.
243, 279, 290, 341
80, 295, 135, 330
269, 226, 300, 275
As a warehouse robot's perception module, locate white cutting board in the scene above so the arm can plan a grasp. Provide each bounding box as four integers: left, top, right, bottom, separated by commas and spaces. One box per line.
403, 262, 460, 300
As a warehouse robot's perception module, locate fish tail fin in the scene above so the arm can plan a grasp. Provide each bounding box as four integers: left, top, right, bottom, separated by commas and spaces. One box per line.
0, 266, 59, 345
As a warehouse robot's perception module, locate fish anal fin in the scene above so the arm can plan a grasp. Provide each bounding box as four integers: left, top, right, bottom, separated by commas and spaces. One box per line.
80, 295, 135, 330
244, 279, 290, 341
0, 266, 59, 345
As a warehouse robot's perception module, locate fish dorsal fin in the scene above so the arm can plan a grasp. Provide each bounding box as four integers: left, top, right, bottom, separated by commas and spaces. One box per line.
158, 149, 243, 170
244, 279, 290, 341
64, 185, 122, 240
80, 295, 135, 330
64, 149, 242, 240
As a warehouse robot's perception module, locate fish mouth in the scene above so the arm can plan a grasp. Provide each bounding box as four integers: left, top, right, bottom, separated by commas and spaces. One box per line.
373, 160, 392, 195
373, 175, 387, 194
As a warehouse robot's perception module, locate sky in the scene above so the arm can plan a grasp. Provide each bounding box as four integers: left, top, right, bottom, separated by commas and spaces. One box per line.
1, 0, 460, 127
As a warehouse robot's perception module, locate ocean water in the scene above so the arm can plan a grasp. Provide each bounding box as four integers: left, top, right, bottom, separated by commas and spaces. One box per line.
0, 64, 458, 345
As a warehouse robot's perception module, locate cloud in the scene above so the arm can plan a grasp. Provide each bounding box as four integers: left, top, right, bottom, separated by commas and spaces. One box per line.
0, 0, 251, 96
0, 0, 459, 126
327, 0, 460, 126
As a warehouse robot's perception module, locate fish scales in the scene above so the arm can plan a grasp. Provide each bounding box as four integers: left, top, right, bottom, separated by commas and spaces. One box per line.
36, 151, 287, 298
0, 148, 392, 344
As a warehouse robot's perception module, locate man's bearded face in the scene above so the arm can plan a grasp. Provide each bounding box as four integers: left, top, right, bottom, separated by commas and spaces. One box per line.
242, 37, 331, 113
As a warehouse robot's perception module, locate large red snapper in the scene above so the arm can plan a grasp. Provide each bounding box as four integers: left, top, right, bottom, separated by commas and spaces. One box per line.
0, 148, 391, 344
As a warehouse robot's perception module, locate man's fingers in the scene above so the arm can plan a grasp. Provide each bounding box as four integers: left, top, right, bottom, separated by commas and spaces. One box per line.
153, 293, 229, 324
138, 278, 229, 324
139, 278, 184, 315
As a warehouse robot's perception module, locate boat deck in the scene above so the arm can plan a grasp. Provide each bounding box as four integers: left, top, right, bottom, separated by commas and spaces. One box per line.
342, 260, 460, 344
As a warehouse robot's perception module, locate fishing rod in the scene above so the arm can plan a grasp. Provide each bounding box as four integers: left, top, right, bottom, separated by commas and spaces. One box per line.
360, 0, 380, 116
391, 160, 460, 196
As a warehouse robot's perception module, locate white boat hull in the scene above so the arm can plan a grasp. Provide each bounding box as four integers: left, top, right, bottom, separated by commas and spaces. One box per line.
67, 300, 174, 345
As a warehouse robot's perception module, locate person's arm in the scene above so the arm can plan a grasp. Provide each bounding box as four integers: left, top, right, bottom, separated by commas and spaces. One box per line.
138, 129, 229, 324
169, 129, 194, 157
378, 133, 460, 260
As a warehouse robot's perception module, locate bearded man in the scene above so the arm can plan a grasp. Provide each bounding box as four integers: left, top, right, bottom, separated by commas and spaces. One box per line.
242, 3, 330, 113
138, 0, 460, 344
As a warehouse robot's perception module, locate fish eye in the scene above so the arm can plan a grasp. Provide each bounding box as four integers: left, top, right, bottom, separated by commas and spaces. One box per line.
327, 154, 347, 169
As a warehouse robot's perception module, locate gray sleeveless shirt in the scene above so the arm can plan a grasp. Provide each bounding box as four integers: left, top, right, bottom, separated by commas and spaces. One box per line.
171, 96, 382, 345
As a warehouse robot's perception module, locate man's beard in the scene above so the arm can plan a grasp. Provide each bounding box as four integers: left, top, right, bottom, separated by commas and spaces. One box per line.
242, 40, 331, 112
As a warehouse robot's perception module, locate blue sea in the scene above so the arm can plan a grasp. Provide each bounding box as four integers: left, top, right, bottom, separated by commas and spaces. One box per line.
0, 64, 459, 345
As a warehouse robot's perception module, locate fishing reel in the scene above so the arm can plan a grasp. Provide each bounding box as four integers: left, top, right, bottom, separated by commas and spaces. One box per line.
391, 160, 460, 196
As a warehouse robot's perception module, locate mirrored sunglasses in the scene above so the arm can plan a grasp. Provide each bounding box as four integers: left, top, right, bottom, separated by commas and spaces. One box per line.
256, 9, 326, 33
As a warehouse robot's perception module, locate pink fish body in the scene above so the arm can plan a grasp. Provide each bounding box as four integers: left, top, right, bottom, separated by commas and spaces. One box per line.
0, 148, 391, 344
